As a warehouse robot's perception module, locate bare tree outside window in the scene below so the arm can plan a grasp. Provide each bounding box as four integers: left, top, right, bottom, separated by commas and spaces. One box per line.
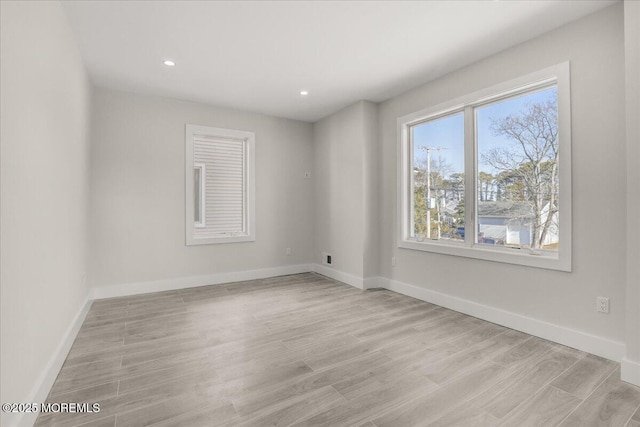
477, 87, 559, 250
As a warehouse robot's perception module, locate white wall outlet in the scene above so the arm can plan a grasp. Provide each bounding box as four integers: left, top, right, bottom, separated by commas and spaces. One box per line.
391, 257, 396, 267
304, 171, 311, 178
285, 247, 292, 256
597, 296, 610, 313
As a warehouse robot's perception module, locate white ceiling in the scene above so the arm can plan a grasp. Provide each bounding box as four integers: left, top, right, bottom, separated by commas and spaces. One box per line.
61, 0, 616, 122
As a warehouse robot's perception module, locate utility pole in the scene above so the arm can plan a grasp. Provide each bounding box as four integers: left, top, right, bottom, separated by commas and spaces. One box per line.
426, 148, 432, 239
420, 146, 446, 239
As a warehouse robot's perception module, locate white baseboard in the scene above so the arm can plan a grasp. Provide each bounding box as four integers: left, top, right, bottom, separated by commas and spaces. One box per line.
383, 278, 625, 362
622, 358, 640, 386
91, 264, 312, 300
311, 263, 364, 289
363, 276, 388, 290
11, 294, 93, 427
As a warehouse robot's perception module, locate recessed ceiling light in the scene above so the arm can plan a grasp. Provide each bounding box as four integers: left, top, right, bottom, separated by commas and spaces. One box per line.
163, 60, 176, 67
299, 90, 309, 96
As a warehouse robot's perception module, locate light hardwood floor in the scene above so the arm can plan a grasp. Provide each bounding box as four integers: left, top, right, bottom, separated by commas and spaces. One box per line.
36, 273, 640, 427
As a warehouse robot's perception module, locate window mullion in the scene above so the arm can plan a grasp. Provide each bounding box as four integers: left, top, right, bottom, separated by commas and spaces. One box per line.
408, 126, 415, 240
463, 106, 476, 248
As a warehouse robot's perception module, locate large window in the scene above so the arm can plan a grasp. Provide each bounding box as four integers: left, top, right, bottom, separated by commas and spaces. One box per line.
185, 124, 255, 245
398, 63, 571, 271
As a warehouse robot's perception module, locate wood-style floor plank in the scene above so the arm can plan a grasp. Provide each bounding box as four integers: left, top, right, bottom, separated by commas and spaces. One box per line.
497, 385, 582, 426
372, 362, 512, 427
35, 273, 640, 427
559, 368, 640, 426
428, 404, 500, 427
551, 353, 618, 398
471, 349, 580, 419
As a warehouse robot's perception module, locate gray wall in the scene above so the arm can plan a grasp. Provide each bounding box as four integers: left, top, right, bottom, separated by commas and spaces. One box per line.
313, 101, 379, 279
362, 102, 381, 280
625, 0, 640, 367
0, 2, 92, 426
378, 4, 626, 342
89, 88, 314, 288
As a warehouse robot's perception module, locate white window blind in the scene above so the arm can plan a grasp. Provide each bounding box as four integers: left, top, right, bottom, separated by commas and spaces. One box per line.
185, 124, 255, 246
193, 136, 246, 237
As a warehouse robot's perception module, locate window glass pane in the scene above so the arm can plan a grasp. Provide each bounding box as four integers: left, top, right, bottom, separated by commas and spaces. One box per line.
476, 86, 559, 251
410, 112, 465, 241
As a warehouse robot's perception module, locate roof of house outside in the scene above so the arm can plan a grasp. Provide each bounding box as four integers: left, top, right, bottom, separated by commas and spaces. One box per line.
477, 201, 534, 218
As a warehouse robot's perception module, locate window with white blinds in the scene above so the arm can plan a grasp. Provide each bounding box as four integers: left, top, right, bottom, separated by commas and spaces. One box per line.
185, 124, 255, 245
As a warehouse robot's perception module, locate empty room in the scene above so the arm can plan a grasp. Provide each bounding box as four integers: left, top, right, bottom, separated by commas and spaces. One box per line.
2, 0, 640, 426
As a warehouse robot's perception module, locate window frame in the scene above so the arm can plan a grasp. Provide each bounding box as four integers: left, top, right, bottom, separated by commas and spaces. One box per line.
397, 62, 572, 272
185, 124, 256, 246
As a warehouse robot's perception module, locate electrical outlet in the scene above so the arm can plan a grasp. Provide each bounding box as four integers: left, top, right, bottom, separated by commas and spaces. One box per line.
322, 252, 332, 265
391, 257, 396, 267
304, 171, 311, 178
597, 297, 610, 313
285, 247, 292, 256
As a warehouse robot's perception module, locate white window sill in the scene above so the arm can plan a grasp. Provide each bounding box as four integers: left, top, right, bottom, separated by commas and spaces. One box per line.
187, 234, 255, 246
398, 238, 570, 272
